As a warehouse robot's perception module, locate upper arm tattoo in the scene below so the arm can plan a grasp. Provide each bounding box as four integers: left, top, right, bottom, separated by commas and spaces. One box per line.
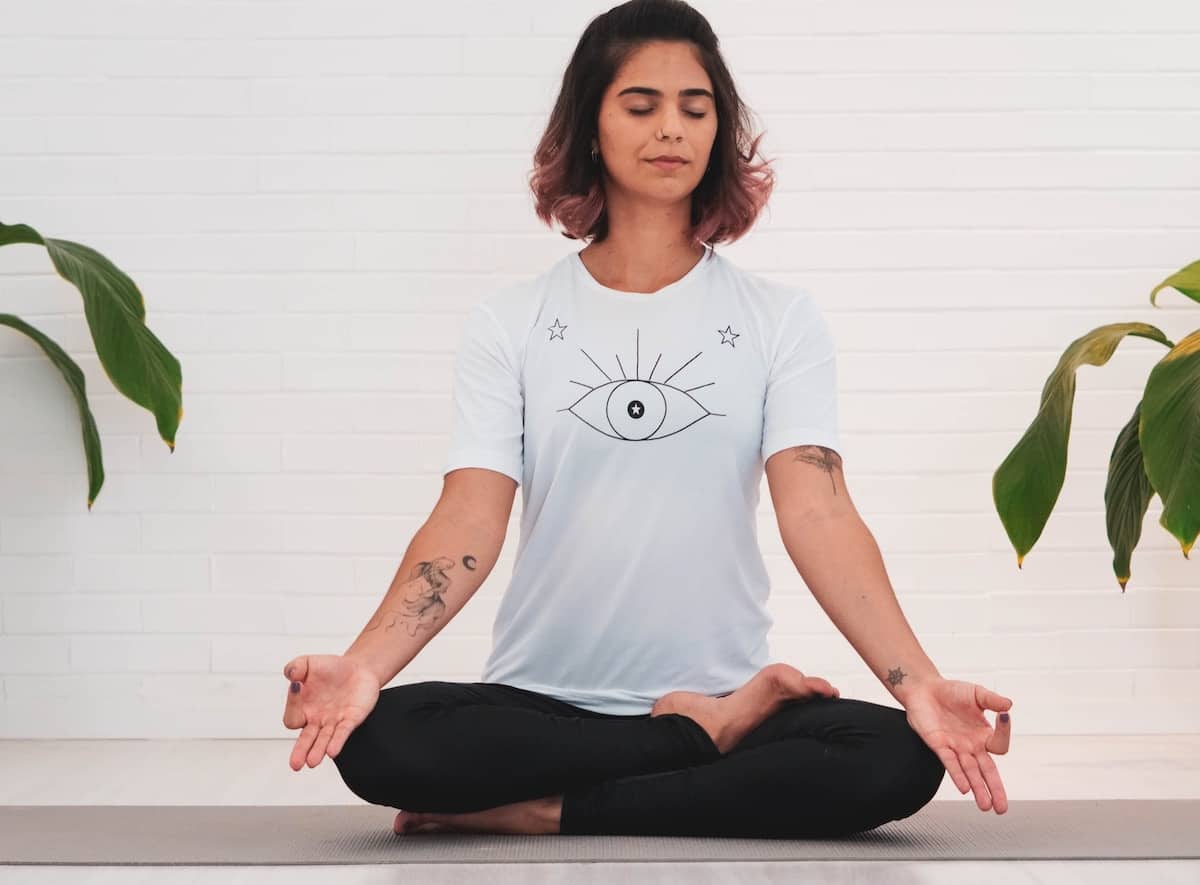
789, 445, 843, 495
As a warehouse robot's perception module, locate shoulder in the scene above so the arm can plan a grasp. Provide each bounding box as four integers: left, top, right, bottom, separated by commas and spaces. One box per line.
713, 251, 815, 318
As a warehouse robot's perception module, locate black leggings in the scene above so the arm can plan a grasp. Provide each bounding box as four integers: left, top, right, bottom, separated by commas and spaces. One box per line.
331, 680, 946, 838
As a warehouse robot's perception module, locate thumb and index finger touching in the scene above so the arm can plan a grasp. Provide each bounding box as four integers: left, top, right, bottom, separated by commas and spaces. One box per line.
980, 685, 1013, 755
282, 656, 309, 730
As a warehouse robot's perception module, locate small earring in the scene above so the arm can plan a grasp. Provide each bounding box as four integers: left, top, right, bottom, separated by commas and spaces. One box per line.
591, 144, 599, 163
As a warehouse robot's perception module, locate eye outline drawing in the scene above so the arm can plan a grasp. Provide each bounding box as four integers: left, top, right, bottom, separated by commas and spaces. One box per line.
557, 328, 725, 442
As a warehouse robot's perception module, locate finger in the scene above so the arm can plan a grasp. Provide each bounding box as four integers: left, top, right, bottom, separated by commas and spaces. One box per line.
282, 680, 306, 730
307, 720, 337, 768
284, 656, 310, 683
289, 721, 320, 771
934, 746, 970, 794
327, 717, 358, 759
281, 657, 309, 730
958, 750, 993, 812
979, 684, 1013, 713
976, 751, 1008, 814
807, 677, 837, 696
987, 711, 1011, 755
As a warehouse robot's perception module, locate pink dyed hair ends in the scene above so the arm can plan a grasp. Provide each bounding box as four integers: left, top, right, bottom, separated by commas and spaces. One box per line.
526, 0, 776, 249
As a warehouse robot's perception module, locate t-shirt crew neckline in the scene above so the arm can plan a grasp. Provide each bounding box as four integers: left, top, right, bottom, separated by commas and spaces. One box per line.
571, 244, 715, 303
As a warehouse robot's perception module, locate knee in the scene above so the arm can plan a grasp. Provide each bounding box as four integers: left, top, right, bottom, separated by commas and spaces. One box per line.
330, 715, 390, 806
331, 707, 444, 809
883, 720, 946, 821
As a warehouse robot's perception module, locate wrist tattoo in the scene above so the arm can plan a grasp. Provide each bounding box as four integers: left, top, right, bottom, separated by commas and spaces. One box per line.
887, 666, 907, 687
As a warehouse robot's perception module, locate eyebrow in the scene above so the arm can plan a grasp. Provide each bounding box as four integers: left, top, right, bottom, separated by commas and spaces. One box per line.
617, 86, 714, 100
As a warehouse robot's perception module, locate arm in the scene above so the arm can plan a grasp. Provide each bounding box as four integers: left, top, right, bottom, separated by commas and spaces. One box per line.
766, 444, 941, 705
783, 511, 941, 705
343, 506, 506, 687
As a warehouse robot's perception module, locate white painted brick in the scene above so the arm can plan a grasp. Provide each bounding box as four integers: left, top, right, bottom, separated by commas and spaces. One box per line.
3, 1, 1197, 737
0, 635, 70, 672
139, 433, 281, 474
141, 595, 284, 634
0, 555, 73, 593
87, 473, 213, 514
212, 553, 353, 595
70, 636, 210, 673
0, 429, 140, 474
3, 594, 141, 633
71, 553, 210, 593
141, 515, 284, 554
1, 515, 140, 554
1056, 629, 1200, 669
282, 515, 423, 555
1133, 668, 1200, 702
989, 591, 1134, 632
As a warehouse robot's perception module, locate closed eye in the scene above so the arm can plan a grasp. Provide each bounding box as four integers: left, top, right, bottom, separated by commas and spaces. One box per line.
629, 109, 706, 118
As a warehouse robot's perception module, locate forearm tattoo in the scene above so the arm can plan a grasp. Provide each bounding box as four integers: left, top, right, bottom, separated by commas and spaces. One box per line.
887, 666, 907, 688
789, 444, 842, 495
362, 554, 477, 638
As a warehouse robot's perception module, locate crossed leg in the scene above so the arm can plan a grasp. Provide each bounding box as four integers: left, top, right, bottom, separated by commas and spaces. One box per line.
332, 678, 945, 838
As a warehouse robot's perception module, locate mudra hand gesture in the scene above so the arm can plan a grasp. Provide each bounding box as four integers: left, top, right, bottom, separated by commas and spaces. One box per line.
902, 677, 1013, 814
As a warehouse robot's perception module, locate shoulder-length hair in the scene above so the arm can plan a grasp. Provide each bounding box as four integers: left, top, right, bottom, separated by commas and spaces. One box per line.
528, 0, 775, 248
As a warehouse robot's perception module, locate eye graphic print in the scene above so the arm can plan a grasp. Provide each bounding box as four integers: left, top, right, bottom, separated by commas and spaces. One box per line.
556, 328, 725, 441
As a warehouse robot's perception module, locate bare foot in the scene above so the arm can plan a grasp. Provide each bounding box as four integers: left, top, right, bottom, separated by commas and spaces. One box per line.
650, 663, 840, 754
393, 794, 563, 836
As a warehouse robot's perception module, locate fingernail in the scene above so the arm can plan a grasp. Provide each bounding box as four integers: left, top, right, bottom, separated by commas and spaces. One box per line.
999, 712, 1009, 722
290, 681, 300, 693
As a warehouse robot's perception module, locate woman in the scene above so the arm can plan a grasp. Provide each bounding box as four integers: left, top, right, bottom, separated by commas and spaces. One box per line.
281, 0, 1013, 838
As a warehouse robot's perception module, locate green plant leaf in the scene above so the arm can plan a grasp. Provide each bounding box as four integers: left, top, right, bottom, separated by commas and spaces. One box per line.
0, 313, 105, 508
0, 221, 183, 451
1149, 258, 1200, 307
993, 322, 1173, 568
1103, 400, 1156, 592
1139, 328, 1200, 559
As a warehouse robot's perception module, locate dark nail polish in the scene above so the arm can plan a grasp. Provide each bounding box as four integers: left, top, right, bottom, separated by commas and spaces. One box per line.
999, 712, 1009, 722
291, 681, 300, 693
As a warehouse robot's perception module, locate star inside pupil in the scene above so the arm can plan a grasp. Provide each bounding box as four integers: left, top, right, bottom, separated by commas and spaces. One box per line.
628, 400, 644, 419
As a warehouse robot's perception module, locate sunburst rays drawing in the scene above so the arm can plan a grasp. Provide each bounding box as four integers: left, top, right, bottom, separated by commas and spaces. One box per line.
557, 328, 726, 441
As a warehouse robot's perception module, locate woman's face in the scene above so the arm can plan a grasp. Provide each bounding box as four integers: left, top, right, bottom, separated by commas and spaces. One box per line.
593, 40, 718, 206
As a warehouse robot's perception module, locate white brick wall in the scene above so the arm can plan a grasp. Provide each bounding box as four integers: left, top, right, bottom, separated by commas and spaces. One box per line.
2, 0, 1198, 737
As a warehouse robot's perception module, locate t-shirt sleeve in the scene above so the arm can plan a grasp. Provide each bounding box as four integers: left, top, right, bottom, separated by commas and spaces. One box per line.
441, 301, 524, 486
760, 292, 841, 464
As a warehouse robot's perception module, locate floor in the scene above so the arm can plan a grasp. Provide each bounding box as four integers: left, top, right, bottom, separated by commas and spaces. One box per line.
1, 735, 1197, 883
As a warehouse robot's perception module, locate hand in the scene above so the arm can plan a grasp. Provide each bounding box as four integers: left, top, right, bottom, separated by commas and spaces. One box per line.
901, 677, 1013, 814
282, 654, 381, 771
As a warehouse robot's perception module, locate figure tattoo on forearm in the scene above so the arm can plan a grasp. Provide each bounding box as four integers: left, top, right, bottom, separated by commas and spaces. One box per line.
362, 554, 477, 638
887, 666, 907, 688
789, 444, 842, 495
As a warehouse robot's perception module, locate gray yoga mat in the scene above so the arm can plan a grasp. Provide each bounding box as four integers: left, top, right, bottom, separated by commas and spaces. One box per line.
0, 801, 1196, 865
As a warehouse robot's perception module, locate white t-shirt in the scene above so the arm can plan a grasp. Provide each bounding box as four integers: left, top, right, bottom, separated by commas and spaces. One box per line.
441, 244, 841, 715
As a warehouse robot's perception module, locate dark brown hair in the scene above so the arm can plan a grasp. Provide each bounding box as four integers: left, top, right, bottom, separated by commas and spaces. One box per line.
528, 0, 775, 248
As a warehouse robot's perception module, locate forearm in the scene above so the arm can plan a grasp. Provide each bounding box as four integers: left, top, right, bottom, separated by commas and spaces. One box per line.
344, 509, 505, 687
782, 513, 941, 705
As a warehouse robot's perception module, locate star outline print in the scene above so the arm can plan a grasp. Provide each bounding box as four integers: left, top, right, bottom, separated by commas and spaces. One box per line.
718, 324, 739, 347
547, 318, 567, 340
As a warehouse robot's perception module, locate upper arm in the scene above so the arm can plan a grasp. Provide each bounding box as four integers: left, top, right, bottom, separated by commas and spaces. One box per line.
765, 444, 859, 531
436, 466, 518, 538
